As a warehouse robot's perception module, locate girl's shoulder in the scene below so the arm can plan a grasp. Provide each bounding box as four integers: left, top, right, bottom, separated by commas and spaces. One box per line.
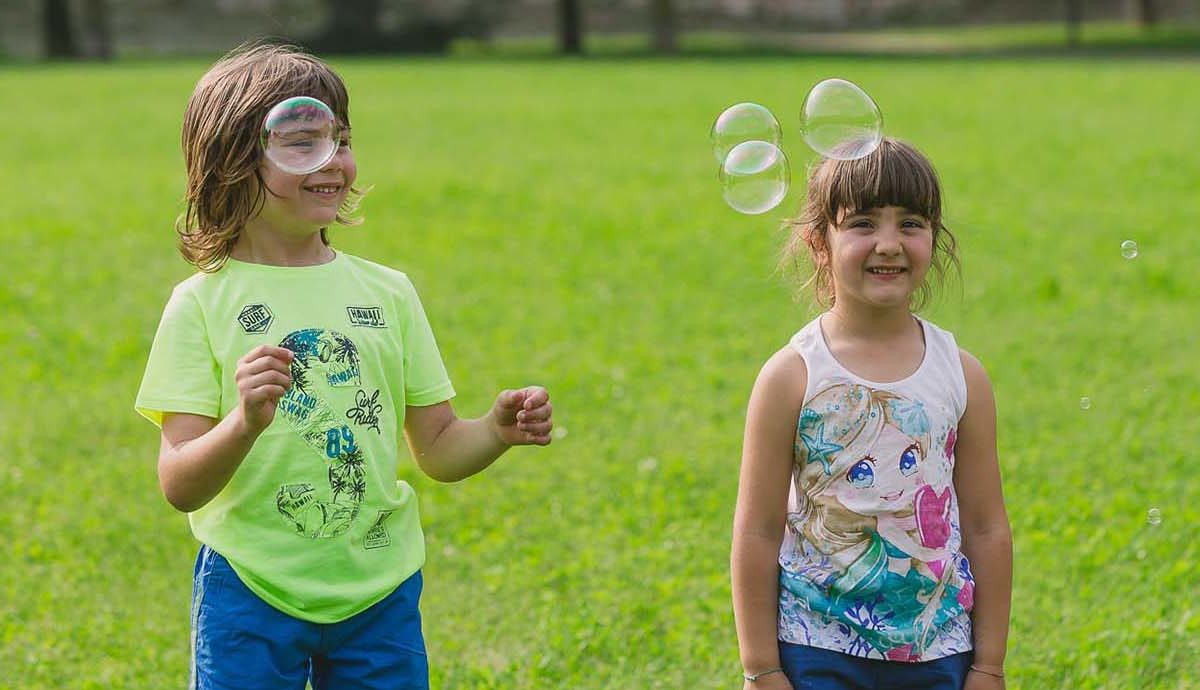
753, 342, 810, 414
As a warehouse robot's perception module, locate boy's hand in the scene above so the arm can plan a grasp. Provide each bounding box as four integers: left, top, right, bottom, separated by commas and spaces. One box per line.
489, 386, 553, 447
234, 345, 294, 435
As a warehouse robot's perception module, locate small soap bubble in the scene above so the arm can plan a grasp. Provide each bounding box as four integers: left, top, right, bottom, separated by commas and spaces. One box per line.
719, 140, 790, 215
1146, 507, 1162, 526
639, 457, 659, 473
552, 426, 568, 440
1079, 396, 1091, 410
1121, 240, 1138, 259
710, 102, 782, 164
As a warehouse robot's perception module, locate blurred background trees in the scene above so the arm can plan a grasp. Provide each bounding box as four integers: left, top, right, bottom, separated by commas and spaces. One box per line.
1, 0, 1191, 60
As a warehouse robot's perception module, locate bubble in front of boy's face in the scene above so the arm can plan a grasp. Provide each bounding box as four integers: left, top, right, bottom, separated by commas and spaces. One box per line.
262, 96, 339, 175
720, 140, 790, 215
710, 102, 782, 164
799, 78, 883, 161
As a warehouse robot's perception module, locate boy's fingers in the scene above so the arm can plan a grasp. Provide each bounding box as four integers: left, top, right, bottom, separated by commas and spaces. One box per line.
246, 384, 288, 402
520, 386, 549, 409
497, 389, 526, 410
240, 355, 292, 377
517, 420, 553, 436
243, 371, 291, 392
239, 345, 294, 366
516, 404, 552, 423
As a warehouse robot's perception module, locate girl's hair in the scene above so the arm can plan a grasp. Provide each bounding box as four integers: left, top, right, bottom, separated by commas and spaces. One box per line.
781, 137, 960, 311
177, 41, 365, 272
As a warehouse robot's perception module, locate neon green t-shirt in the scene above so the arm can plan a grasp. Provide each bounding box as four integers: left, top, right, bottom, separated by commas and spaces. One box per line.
136, 251, 455, 623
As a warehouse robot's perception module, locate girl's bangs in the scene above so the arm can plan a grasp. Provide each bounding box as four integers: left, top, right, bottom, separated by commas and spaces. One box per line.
824, 143, 941, 222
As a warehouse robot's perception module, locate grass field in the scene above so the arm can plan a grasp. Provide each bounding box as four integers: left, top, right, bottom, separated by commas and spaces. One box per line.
1, 46, 1198, 690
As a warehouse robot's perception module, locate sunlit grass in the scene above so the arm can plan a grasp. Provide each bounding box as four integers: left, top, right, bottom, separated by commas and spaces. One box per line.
0, 51, 1196, 689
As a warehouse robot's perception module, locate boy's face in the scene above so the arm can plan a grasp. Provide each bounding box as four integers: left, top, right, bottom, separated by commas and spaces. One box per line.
254, 128, 357, 235
826, 205, 933, 310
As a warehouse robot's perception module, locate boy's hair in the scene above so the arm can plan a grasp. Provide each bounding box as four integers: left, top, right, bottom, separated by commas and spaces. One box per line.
177, 41, 364, 272
781, 137, 960, 311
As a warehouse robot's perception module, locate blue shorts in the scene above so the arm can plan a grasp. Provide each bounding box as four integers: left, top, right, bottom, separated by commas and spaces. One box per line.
779, 641, 972, 690
190, 545, 429, 690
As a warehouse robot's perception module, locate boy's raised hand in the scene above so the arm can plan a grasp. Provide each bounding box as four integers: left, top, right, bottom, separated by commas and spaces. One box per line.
489, 386, 553, 447
235, 345, 294, 434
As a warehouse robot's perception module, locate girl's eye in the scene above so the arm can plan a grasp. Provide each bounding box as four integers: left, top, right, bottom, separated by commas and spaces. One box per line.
846, 459, 875, 488
899, 444, 919, 476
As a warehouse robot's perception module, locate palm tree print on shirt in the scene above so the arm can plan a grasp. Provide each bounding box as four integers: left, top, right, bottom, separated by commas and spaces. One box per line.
274, 328, 367, 538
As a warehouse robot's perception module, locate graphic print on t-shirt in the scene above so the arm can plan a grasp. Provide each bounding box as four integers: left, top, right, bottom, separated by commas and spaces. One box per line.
783, 383, 973, 660
275, 328, 367, 538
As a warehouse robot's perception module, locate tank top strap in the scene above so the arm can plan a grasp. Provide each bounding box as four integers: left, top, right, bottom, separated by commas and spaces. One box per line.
787, 316, 841, 402
917, 318, 968, 419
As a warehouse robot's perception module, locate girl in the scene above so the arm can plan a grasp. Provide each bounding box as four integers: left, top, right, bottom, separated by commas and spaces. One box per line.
731, 138, 1012, 690
135, 42, 554, 690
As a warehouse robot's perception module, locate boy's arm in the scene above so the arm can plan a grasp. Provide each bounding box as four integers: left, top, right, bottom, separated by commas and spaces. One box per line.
404, 387, 552, 483
157, 345, 294, 512
731, 347, 806, 690
160, 412, 255, 512
954, 350, 1013, 683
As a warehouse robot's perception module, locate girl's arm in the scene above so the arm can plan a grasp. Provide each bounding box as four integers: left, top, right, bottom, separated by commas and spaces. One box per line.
732, 347, 806, 690
158, 345, 294, 512
954, 350, 1013, 684
404, 387, 552, 483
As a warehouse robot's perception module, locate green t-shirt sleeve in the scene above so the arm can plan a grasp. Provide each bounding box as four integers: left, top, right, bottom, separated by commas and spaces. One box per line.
135, 283, 222, 427
399, 276, 455, 407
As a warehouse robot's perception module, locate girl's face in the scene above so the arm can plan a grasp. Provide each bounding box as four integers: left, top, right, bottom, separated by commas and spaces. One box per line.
253, 127, 357, 236
831, 422, 924, 515
824, 205, 933, 310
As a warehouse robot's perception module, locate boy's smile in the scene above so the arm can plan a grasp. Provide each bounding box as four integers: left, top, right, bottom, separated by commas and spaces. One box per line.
254, 142, 357, 236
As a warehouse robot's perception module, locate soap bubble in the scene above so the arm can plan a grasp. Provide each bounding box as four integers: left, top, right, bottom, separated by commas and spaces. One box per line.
719, 140, 790, 215
799, 78, 883, 160
711, 102, 782, 164
262, 96, 339, 175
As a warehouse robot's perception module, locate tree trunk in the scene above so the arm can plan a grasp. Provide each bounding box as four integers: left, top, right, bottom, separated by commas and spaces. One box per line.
43, 0, 79, 59
1135, 0, 1157, 28
80, 0, 113, 60
650, 0, 677, 54
558, 0, 582, 55
1065, 0, 1083, 48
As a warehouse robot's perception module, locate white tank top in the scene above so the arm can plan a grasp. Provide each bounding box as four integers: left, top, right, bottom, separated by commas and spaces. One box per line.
777, 314, 975, 662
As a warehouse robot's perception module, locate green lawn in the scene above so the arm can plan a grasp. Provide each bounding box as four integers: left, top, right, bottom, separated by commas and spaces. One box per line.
0, 51, 1197, 689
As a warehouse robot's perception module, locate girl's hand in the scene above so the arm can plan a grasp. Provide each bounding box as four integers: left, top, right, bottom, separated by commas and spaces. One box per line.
489, 386, 553, 446
742, 672, 793, 690
964, 667, 1005, 690
234, 345, 294, 434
